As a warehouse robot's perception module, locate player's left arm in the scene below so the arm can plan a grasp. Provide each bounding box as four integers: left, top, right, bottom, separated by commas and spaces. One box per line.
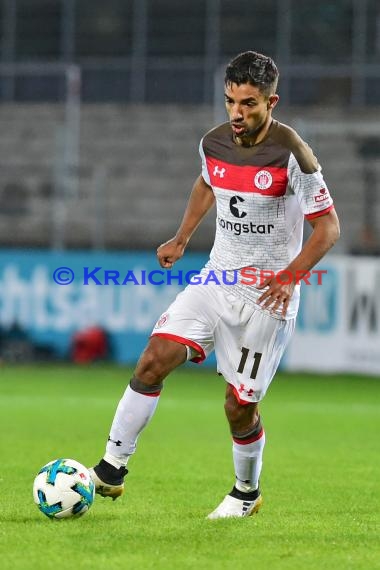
257, 208, 340, 317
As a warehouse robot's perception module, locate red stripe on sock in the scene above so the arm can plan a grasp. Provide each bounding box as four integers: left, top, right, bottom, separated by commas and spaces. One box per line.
233, 428, 264, 445
144, 391, 161, 398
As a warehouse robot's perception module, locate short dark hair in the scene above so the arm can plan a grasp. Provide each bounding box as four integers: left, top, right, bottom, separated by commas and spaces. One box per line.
225, 51, 279, 97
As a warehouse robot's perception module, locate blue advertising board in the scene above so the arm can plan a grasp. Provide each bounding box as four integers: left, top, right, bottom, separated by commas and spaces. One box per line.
0, 250, 208, 363
2, 251, 378, 373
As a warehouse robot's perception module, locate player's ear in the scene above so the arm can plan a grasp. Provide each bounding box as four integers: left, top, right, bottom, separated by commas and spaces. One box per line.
267, 94, 279, 110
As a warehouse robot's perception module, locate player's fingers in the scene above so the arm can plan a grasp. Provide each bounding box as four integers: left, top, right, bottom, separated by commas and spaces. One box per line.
281, 298, 290, 318
158, 255, 172, 268
162, 260, 173, 268
256, 277, 272, 290
257, 283, 274, 302
270, 296, 283, 314
261, 293, 279, 310
257, 290, 269, 304
257, 282, 278, 303
268, 287, 289, 309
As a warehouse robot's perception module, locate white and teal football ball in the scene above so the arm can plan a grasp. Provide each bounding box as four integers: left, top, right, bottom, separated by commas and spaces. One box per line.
33, 458, 95, 519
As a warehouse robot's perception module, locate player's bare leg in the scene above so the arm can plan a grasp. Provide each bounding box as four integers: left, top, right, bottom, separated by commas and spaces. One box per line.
207, 384, 264, 519
90, 336, 187, 499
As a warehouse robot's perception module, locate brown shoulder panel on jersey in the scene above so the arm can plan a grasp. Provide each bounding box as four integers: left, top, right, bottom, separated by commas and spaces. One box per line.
269, 120, 319, 173
202, 123, 233, 154
203, 122, 291, 168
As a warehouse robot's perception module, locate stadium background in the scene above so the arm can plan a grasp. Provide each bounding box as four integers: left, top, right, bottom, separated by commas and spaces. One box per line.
0, 0, 378, 372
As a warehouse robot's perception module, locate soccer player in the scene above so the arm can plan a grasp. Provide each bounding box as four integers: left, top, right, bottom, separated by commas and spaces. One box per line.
90, 51, 340, 518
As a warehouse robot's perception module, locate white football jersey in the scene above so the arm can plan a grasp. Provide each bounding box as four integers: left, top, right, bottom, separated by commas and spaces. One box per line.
198, 120, 334, 319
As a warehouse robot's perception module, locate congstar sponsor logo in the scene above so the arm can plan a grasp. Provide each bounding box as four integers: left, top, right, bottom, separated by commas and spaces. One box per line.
218, 217, 274, 236
217, 195, 275, 235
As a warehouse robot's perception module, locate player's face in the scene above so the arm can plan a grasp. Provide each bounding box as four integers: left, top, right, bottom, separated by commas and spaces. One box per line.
224, 82, 279, 143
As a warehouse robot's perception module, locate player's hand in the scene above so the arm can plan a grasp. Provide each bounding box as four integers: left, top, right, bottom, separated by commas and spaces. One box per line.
157, 238, 186, 268
256, 273, 295, 317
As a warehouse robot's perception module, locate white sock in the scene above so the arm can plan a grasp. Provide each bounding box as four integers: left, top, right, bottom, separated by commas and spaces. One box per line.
104, 384, 160, 469
232, 429, 266, 493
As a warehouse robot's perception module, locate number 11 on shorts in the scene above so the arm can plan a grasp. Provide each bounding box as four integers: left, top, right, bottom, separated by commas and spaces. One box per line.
237, 347, 263, 379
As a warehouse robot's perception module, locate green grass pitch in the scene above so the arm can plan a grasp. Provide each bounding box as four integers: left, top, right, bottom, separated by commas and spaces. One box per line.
0, 365, 379, 570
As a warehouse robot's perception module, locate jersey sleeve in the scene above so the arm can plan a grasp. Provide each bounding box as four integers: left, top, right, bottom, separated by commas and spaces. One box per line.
199, 138, 211, 185
287, 153, 334, 219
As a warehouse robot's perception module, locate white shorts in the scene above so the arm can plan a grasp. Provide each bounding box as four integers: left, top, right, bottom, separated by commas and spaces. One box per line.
151, 282, 295, 403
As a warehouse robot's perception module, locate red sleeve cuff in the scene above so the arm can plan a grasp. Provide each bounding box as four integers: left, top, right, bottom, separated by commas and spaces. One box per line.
305, 204, 334, 220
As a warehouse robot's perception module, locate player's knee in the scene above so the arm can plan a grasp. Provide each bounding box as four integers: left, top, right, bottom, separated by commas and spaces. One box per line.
136, 343, 166, 383
136, 347, 161, 385
224, 391, 258, 430
135, 336, 186, 384
224, 397, 245, 426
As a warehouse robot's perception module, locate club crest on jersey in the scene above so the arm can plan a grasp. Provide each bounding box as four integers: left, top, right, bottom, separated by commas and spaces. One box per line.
254, 170, 273, 190
156, 313, 169, 328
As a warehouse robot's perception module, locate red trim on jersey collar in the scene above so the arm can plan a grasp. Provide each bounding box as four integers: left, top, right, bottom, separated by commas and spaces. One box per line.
305, 204, 334, 220
150, 333, 206, 363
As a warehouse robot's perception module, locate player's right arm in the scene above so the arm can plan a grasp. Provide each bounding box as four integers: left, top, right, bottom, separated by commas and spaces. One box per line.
157, 175, 215, 268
